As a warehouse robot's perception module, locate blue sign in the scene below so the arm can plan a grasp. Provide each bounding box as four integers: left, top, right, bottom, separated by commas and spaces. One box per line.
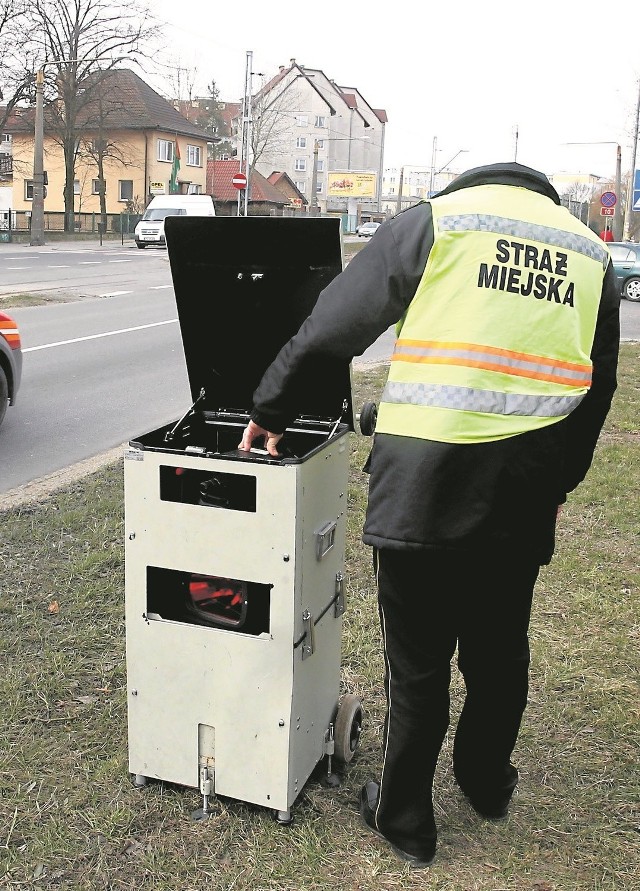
633, 169, 640, 213
601, 190, 617, 208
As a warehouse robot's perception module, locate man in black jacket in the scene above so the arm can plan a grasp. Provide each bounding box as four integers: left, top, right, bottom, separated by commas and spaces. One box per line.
239, 162, 619, 867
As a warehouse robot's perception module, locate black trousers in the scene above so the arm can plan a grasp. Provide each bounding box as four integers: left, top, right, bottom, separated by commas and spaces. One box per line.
372, 547, 540, 849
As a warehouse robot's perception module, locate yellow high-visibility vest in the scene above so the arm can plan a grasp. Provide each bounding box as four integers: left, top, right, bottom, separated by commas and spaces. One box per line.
376, 185, 610, 444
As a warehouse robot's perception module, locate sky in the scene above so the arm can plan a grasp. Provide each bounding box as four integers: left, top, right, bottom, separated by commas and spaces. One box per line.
148, 0, 640, 182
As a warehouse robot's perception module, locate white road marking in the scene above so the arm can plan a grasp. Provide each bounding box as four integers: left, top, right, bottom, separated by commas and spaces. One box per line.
23, 318, 178, 352
108, 259, 133, 263
79, 261, 101, 265
7, 266, 29, 270
148, 285, 172, 290
48, 265, 71, 268
99, 290, 131, 297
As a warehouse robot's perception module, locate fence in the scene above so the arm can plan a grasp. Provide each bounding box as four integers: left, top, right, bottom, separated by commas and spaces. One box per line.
0, 210, 142, 238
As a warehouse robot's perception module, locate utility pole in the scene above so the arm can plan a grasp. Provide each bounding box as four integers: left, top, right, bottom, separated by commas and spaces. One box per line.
395, 166, 404, 215
614, 143, 622, 241
30, 69, 46, 246
429, 136, 437, 196
310, 140, 319, 215
243, 50, 253, 218
623, 78, 640, 241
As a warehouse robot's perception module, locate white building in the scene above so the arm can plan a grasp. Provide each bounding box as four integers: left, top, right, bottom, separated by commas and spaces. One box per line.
245, 60, 387, 224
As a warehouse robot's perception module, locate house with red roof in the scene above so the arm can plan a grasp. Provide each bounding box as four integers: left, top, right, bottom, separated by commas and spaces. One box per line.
207, 160, 306, 215
7, 69, 213, 216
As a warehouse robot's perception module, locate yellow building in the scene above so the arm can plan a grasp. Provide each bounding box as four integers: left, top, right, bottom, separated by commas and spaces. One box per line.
7, 69, 212, 218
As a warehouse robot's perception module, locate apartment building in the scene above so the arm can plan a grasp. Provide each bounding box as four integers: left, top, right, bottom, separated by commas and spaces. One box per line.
245, 60, 387, 220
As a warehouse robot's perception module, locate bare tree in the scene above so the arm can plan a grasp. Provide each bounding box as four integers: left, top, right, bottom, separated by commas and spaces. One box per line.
26, 0, 153, 230
193, 80, 230, 160
249, 78, 300, 172
74, 72, 141, 229
0, 1, 35, 135
558, 180, 598, 227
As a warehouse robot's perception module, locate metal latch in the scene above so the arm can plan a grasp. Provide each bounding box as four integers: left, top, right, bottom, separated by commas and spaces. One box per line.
315, 520, 337, 559
191, 765, 215, 822
302, 610, 315, 659
334, 572, 345, 617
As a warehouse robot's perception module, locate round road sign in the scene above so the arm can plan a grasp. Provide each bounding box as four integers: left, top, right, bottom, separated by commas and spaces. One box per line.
232, 172, 247, 190
600, 191, 617, 207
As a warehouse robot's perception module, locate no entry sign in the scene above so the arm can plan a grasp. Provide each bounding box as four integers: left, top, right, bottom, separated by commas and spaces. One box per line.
232, 172, 247, 190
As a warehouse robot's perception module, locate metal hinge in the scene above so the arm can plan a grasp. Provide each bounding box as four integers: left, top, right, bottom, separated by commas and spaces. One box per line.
302, 610, 315, 659
334, 572, 345, 616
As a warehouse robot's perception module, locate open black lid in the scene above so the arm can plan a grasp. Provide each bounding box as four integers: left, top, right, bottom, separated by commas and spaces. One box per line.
164, 216, 353, 428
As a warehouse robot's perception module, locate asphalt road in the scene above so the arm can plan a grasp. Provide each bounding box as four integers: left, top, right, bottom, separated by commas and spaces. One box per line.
0, 239, 638, 494
0, 240, 394, 493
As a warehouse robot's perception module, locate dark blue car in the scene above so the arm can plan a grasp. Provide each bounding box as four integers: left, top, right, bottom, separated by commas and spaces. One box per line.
0, 311, 22, 429
608, 242, 640, 302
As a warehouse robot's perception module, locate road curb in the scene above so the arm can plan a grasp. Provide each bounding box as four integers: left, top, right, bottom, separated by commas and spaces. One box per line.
1, 443, 127, 511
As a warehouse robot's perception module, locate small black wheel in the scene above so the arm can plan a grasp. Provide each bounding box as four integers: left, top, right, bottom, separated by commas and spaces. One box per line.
136, 242, 146, 249
334, 694, 363, 764
359, 401, 377, 436
623, 276, 640, 302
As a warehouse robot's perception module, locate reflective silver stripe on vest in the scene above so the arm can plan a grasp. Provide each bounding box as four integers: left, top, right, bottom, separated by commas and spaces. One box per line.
393, 343, 592, 385
382, 380, 585, 417
438, 213, 610, 269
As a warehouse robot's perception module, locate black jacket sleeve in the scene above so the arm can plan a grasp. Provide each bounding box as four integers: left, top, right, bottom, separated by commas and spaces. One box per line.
251, 203, 434, 432
558, 260, 620, 497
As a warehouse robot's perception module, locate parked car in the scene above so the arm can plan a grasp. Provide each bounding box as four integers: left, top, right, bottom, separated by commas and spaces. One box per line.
356, 221, 381, 238
608, 242, 640, 302
0, 311, 23, 429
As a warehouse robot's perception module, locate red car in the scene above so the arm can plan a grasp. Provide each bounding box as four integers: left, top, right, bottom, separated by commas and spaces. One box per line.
0, 311, 22, 429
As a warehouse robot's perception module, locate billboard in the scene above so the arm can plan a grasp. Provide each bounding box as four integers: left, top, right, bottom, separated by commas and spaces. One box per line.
327, 171, 377, 198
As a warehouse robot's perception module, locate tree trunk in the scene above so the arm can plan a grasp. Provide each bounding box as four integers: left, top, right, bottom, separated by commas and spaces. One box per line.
64, 136, 76, 233
97, 152, 107, 231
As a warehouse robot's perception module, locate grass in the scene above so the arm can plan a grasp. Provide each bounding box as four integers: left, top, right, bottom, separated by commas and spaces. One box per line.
0, 293, 82, 308
1, 345, 638, 891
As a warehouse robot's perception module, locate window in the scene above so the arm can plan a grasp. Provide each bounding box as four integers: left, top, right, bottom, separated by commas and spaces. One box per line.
1, 134, 10, 144
316, 180, 323, 193
187, 183, 202, 194
295, 115, 308, 127
186, 145, 201, 166
316, 160, 324, 173
119, 180, 133, 202
294, 158, 307, 172
316, 139, 325, 150
157, 139, 174, 162
73, 179, 80, 195
92, 179, 105, 195
314, 115, 326, 128
296, 136, 307, 148
295, 181, 306, 193
25, 180, 34, 200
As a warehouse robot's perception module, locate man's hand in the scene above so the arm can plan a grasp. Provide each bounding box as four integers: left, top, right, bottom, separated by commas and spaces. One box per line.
238, 420, 283, 457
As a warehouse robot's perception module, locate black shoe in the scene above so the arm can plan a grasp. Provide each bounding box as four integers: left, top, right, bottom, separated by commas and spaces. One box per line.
463, 792, 510, 820
456, 765, 518, 821
359, 782, 435, 868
